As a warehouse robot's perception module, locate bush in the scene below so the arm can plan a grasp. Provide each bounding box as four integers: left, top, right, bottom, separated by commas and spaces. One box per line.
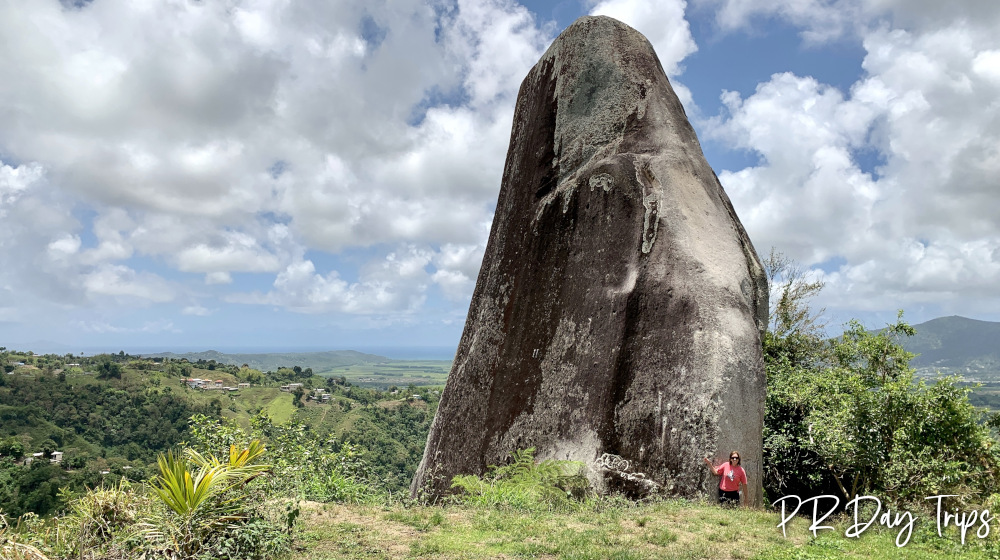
449, 448, 590, 511
145, 440, 291, 559
764, 313, 1000, 507
1, 442, 294, 560
57, 478, 153, 558
186, 413, 380, 504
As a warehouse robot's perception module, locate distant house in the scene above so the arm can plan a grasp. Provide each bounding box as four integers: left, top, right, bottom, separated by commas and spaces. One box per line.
214, 380, 223, 388
237, 383, 250, 389
25, 451, 63, 465
320, 394, 331, 402
280, 383, 304, 392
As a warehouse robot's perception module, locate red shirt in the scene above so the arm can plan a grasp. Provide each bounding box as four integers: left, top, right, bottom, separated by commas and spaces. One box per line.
718, 461, 747, 492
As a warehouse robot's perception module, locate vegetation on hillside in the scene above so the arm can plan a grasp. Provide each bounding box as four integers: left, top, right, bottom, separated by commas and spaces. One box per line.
903, 315, 1000, 382
0, 348, 439, 519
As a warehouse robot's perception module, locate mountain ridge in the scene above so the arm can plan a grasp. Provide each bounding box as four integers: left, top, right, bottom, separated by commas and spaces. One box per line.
905, 315, 1000, 379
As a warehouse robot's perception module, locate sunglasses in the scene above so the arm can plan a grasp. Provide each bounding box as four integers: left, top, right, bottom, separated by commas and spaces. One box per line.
730, 456, 740, 461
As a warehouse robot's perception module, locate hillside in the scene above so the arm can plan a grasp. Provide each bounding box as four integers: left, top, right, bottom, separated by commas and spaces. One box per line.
905, 316, 1000, 380
0, 350, 440, 517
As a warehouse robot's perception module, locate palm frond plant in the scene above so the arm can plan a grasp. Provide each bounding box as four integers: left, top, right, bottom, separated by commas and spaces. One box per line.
145, 440, 275, 559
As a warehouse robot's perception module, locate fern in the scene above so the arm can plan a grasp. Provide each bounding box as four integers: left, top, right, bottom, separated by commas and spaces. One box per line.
450, 448, 590, 510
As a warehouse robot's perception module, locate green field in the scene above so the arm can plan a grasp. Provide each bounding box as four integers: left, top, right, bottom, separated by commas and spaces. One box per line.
321, 360, 450, 388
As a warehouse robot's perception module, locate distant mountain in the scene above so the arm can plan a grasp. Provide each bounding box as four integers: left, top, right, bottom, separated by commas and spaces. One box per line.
904, 316, 1000, 379
146, 349, 389, 373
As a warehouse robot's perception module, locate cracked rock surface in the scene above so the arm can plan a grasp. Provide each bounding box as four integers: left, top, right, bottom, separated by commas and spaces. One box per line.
411, 15, 768, 507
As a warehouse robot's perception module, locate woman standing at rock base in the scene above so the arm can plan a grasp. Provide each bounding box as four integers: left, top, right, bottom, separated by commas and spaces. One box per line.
704, 451, 747, 506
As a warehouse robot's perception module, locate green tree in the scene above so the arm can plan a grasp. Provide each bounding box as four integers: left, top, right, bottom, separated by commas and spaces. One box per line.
96, 361, 122, 380
762, 251, 1000, 506
0, 437, 25, 460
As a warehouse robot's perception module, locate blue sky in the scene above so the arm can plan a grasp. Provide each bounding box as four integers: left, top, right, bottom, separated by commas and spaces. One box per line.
1, 0, 999, 356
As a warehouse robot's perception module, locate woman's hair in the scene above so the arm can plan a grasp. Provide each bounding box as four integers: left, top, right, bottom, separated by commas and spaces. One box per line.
729, 450, 741, 464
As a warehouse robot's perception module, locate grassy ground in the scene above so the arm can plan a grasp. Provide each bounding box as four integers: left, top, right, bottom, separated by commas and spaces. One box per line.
295, 499, 995, 560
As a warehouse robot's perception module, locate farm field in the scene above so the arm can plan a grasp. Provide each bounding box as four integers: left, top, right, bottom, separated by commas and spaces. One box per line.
322, 360, 450, 389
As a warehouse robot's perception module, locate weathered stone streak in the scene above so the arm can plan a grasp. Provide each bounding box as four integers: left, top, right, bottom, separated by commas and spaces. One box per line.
412, 16, 768, 506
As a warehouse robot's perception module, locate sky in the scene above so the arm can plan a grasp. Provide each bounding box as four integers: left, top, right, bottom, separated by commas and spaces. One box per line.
1, 0, 999, 356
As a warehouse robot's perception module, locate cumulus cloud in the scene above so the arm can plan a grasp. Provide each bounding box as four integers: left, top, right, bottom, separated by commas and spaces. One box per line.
0, 162, 44, 213
235, 245, 434, 315
694, 0, 1000, 42
205, 272, 233, 285
6, 0, 993, 342
705, 2, 1000, 318
83, 264, 176, 303
181, 305, 212, 316
431, 242, 488, 302
0, 0, 562, 327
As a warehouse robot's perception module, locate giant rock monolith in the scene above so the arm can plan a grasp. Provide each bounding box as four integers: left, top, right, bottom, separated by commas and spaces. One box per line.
412, 16, 768, 506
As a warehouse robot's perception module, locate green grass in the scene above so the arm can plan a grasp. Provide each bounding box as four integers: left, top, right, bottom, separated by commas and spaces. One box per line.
264, 392, 297, 423
295, 499, 998, 560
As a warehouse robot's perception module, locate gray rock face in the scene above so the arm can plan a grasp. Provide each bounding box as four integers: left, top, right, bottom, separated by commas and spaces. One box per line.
412, 16, 768, 506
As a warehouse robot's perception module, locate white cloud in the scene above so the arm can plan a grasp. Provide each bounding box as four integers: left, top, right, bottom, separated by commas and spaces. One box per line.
0, 0, 558, 322
47, 234, 82, 261
234, 245, 434, 315
0, 162, 44, 212
972, 50, 1000, 84
205, 272, 233, 285
80, 319, 180, 334
707, 12, 1000, 317
175, 231, 283, 274
693, 0, 1000, 42
431, 242, 487, 302
181, 305, 212, 316
83, 264, 175, 303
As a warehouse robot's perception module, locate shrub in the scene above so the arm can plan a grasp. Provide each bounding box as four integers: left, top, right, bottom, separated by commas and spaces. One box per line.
0, 512, 51, 560
142, 440, 290, 559
57, 478, 153, 559
764, 313, 1000, 507
450, 448, 590, 511
186, 413, 380, 504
